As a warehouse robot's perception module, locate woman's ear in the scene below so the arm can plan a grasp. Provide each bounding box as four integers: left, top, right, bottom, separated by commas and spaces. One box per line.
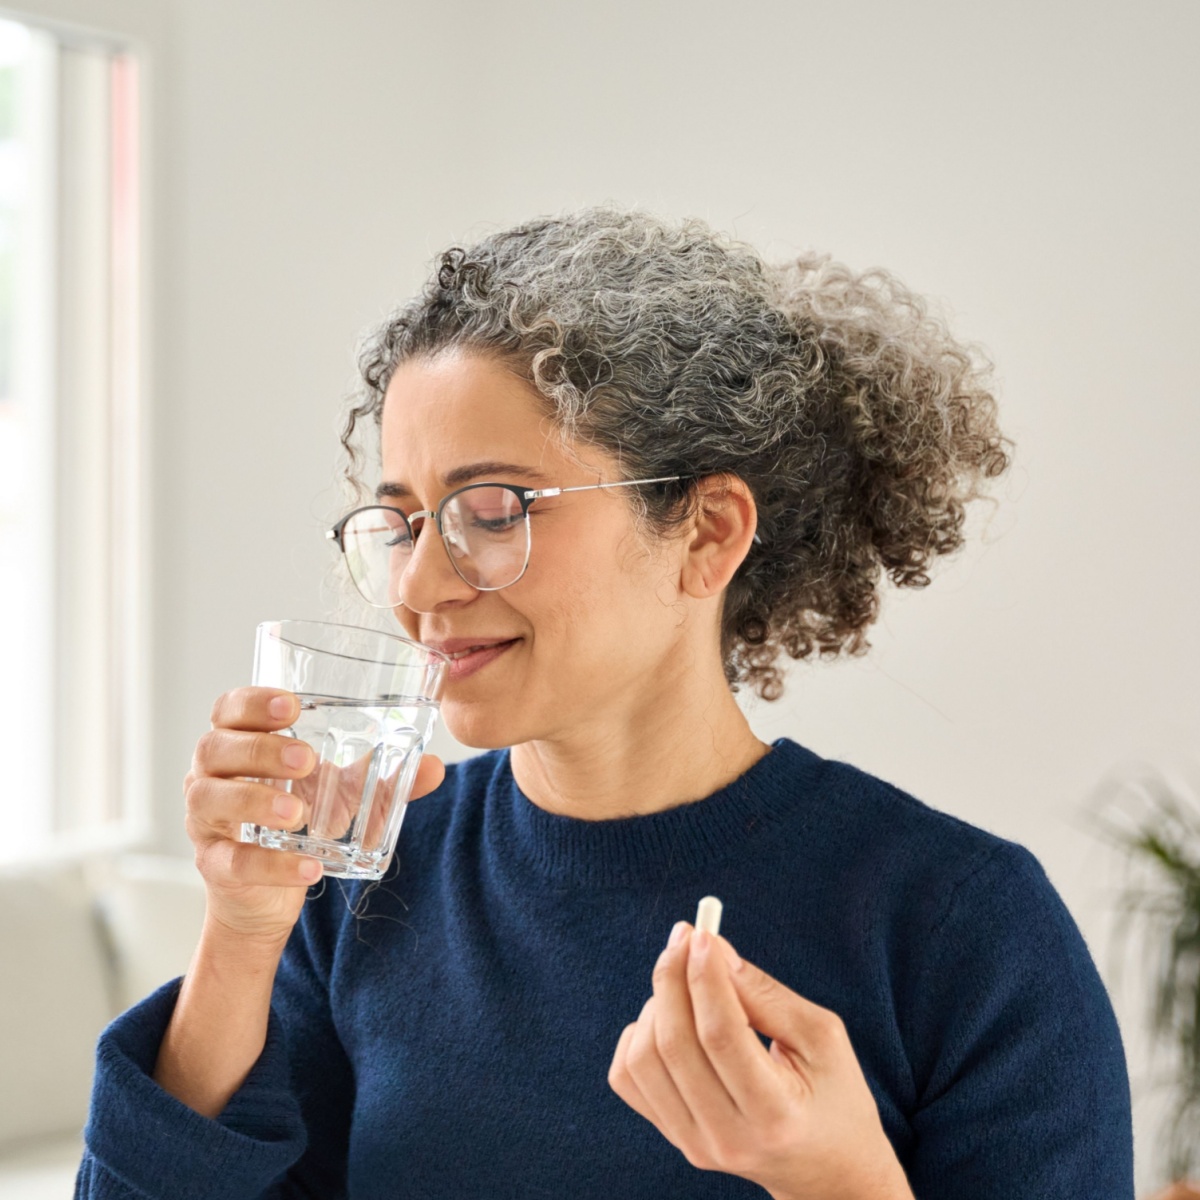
679, 475, 758, 600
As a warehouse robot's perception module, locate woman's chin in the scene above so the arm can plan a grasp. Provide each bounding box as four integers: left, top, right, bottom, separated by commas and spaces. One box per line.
439, 704, 529, 752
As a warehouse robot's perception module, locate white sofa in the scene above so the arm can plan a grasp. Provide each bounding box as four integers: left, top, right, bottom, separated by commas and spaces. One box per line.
0, 855, 205, 1199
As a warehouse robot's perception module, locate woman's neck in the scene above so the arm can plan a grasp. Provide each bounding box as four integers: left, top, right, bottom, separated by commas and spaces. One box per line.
508, 685, 771, 822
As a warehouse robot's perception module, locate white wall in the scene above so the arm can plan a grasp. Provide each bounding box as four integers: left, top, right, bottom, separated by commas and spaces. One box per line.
16, 0, 1200, 1190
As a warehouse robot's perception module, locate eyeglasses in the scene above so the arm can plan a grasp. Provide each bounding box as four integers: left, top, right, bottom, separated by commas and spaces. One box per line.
327, 475, 684, 607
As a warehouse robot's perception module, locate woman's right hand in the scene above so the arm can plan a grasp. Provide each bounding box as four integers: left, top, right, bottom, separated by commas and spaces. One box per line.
183, 686, 446, 947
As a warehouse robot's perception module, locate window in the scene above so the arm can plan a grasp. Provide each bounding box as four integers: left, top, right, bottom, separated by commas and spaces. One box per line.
0, 15, 145, 862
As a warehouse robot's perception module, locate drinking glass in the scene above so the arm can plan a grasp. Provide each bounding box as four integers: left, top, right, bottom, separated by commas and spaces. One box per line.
239, 620, 449, 880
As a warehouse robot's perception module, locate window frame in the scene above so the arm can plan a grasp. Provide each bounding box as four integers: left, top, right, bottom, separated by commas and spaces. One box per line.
0, 5, 152, 863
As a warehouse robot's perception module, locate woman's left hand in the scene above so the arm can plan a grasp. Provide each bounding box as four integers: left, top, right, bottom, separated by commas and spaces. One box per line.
607, 923, 914, 1200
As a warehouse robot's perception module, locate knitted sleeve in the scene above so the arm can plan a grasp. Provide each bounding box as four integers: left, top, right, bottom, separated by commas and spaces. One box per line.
901, 843, 1134, 1199
74, 886, 353, 1200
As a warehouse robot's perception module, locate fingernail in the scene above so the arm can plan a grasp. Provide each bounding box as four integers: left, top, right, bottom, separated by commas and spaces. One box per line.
720, 938, 744, 972
269, 694, 293, 720
273, 795, 300, 821
282, 742, 309, 770
692, 928, 711, 961
668, 920, 689, 949
299, 858, 322, 882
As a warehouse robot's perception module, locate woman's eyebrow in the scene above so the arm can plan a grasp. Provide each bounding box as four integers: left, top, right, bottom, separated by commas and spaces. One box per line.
375, 461, 551, 500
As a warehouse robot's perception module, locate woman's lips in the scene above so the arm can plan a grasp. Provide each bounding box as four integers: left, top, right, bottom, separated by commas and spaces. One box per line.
445, 638, 520, 681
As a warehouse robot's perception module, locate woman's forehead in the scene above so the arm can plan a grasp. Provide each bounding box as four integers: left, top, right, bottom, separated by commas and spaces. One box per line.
380, 351, 602, 483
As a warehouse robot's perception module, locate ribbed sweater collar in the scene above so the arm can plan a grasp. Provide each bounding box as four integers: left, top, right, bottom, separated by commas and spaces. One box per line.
489, 737, 822, 888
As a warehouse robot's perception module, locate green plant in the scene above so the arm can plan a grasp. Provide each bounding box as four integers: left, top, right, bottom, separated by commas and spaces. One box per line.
1089, 767, 1200, 1183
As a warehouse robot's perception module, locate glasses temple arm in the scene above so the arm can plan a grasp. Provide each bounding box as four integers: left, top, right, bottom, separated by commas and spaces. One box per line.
523, 475, 683, 501
520, 477, 763, 544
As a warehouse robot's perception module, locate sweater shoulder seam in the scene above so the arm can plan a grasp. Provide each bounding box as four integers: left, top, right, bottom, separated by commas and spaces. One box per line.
927, 843, 1015, 939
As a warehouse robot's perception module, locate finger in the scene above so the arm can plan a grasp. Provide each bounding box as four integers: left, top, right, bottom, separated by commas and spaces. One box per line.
195, 836, 322, 889
607, 1020, 661, 1128
296, 751, 447, 847
724, 943, 844, 1072
330, 752, 446, 844
186, 775, 309, 839
625, 997, 697, 1141
686, 930, 783, 1119
624, 1008, 700, 1137
638, 926, 735, 1135
410, 754, 445, 800
210, 687, 303, 732
193, 727, 315, 783
364, 753, 445, 843
652, 926, 737, 1128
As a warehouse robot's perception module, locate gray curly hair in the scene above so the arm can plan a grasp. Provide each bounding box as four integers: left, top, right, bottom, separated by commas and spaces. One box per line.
339, 205, 1011, 701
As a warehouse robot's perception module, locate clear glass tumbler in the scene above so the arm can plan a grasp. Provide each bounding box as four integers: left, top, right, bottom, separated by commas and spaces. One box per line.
239, 620, 450, 880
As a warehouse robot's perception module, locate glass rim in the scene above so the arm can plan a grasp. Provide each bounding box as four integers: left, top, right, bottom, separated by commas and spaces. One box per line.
257, 619, 452, 667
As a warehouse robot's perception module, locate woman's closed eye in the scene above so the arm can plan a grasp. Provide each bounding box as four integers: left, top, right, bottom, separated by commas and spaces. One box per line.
470, 513, 525, 534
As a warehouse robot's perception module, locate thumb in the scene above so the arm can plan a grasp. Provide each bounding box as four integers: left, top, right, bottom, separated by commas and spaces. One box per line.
409, 753, 446, 800
718, 936, 846, 1068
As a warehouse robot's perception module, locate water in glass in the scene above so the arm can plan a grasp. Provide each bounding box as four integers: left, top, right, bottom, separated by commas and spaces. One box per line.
241, 693, 436, 879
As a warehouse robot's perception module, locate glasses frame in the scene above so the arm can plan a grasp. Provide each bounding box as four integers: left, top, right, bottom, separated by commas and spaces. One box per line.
328, 475, 686, 603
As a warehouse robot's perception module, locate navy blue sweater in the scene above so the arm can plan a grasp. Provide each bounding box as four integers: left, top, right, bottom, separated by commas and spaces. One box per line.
76, 738, 1134, 1198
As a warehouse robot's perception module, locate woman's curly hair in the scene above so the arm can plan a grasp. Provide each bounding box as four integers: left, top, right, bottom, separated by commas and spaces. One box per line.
339, 206, 1012, 701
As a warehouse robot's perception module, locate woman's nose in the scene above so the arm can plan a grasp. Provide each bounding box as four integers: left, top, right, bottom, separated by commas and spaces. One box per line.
395, 516, 478, 612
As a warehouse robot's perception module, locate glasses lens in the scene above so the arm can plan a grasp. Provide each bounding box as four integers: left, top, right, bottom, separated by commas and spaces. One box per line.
442, 486, 529, 589
341, 507, 411, 607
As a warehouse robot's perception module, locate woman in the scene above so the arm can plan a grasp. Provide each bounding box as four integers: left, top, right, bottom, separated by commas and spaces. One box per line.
77, 208, 1134, 1198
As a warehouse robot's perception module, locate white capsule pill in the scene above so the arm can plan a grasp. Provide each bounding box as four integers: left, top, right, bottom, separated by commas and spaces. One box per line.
695, 895, 723, 938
